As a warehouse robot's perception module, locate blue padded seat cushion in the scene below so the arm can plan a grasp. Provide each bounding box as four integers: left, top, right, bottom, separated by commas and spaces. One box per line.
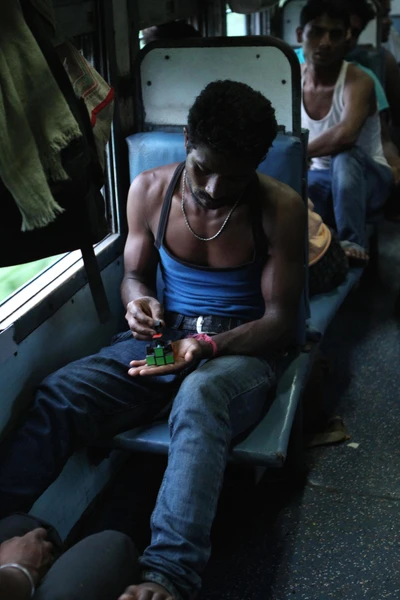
346, 47, 386, 85
126, 131, 304, 196
307, 267, 363, 335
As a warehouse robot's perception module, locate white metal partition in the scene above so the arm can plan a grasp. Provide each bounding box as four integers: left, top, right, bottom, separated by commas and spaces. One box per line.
282, 0, 306, 46
136, 37, 301, 135
392, 0, 400, 14
358, 17, 378, 46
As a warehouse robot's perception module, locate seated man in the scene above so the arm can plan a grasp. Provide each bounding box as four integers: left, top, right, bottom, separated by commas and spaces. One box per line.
295, 0, 400, 197
344, 0, 400, 150
297, 0, 394, 264
0, 80, 306, 600
379, 0, 400, 129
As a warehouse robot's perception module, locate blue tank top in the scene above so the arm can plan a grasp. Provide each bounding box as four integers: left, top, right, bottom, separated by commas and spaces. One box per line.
155, 162, 268, 321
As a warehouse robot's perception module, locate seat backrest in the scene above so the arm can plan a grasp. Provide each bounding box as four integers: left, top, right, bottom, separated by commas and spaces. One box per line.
135, 37, 301, 136
281, 0, 307, 47
346, 46, 386, 83
358, 16, 379, 47
126, 131, 304, 192
392, 0, 400, 16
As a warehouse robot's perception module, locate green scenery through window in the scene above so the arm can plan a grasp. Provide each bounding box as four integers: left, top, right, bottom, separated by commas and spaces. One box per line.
226, 6, 247, 36
0, 255, 63, 304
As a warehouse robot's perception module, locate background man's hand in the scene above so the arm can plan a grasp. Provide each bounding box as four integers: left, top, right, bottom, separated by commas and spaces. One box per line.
125, 296, 164, 340
391, 164, 400, 186
0, 528, 55, 586
128, 337, 213, 377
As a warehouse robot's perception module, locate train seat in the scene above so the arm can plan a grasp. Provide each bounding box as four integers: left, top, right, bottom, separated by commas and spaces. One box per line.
112, 349, 315, 467
308, 268, 363, 336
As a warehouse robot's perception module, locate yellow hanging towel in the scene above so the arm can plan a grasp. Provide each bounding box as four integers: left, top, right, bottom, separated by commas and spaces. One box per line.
0, 0, 82, 231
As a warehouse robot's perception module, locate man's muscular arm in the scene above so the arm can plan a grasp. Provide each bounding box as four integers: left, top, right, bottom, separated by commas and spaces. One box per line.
212, 185, 306, 357
121, 172, 164, 339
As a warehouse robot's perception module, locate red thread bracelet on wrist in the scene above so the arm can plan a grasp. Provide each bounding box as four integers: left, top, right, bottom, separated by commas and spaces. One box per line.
190, 333, 217, 357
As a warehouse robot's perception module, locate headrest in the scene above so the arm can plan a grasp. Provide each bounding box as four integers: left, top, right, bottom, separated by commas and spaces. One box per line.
126, 131, 304, 196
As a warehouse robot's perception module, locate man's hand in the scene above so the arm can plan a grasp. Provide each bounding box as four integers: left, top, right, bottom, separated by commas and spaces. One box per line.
0, 528, 55, 586
391, 164, 400, 186
118, 582, 175, 599
125, 296, 164, 340
128, 337, 213, 376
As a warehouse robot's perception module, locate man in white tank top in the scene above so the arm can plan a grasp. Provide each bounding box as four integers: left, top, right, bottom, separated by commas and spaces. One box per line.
297, 0, 394, 264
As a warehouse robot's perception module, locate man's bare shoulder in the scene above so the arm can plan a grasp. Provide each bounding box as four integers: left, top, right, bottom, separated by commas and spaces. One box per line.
257, 172, 305, 217
127, 163, 181, 213
346, 63, 375, 91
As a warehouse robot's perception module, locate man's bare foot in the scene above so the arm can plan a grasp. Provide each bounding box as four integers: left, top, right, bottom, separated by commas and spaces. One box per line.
118, 581, 175, 600
341, 242, 369, 267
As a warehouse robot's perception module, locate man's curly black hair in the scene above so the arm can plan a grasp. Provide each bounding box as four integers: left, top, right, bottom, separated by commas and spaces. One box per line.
186, 80, 278, 167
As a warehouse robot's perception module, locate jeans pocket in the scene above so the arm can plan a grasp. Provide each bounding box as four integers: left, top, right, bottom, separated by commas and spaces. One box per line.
110, 330, 133, 345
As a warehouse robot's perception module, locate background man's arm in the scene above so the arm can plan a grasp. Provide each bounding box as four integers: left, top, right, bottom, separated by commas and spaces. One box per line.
384, 48, 400, 128
308, 69, 375, 158
380, 111, 400, 184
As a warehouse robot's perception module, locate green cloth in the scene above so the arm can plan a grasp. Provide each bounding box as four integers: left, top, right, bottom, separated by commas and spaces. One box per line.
0, 0, 82, 231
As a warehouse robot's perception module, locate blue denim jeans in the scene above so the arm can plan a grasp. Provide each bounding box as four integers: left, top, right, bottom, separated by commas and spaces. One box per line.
0, 327, 277, 600
308, 146, 393, 248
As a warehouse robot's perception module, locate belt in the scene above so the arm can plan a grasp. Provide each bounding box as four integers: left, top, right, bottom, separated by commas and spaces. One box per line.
164, 311, 245, 334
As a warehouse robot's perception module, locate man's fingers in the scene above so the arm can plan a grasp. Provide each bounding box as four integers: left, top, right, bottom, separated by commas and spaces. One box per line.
128, 305, 156, 328
129, 364, 181, 377
131, 328, 155, 341
149, 299, 164, 321
129, 359, 147, 367
31, 528, 48, 540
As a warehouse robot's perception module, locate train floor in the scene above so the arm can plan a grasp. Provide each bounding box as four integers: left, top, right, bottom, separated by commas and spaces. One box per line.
75, 221, 400, 600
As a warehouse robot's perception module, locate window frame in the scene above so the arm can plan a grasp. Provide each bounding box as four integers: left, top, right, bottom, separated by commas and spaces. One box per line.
0, 234, 124, 344
0, 0, 127, 342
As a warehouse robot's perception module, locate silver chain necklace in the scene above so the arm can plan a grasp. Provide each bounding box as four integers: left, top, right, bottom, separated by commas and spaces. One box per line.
181, 169, 241, 242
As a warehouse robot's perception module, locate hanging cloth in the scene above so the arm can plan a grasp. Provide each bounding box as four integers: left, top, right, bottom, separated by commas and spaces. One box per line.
0, 0, 83, 231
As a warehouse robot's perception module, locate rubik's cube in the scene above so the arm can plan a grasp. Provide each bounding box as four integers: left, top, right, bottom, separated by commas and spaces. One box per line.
146, 339, 175, 366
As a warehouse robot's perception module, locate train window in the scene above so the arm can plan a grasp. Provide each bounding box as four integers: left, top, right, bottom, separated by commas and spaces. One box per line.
226, 4, 247, 36
0, 256, 65, 305
139, 31, 146, 49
